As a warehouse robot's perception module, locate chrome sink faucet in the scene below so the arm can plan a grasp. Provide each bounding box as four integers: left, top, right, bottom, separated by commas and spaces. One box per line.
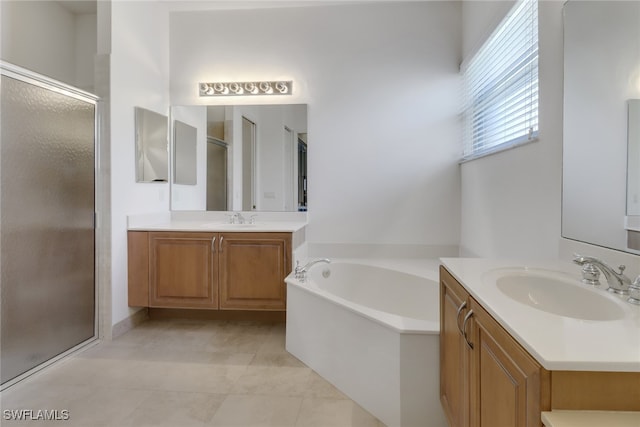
294, 258, 331, 282
629, 277, 640, 305
227, 212, 257, 224
573, 254, 632, 295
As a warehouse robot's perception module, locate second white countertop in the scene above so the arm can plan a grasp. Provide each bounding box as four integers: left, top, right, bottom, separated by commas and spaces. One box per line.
127, 211, 307, 233
440, 258, 640, 372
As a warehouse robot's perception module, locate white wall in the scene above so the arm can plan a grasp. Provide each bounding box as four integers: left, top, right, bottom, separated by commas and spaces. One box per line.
0, 1, 95, 91
75, 13, 97, 93
170, 2, 462, 248
459, 1, 564, 259
109, 0, 170, 325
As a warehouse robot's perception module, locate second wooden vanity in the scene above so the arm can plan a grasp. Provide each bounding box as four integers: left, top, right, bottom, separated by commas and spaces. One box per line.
440, 261, 640, 427
129, 231, 291, 311
127, 214, 306, 314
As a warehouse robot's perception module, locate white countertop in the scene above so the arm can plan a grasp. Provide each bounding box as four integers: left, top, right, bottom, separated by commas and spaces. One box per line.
541, 410, 640, 427
128, 220, 306, 233
440, 258, 640, 372
127, 211, 307, 233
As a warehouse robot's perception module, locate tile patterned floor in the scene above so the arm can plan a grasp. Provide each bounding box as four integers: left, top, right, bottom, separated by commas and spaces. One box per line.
1, 319, 386, 427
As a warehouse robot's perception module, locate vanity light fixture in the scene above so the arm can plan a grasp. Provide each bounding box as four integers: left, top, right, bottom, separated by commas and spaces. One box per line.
199, 81, 292, 97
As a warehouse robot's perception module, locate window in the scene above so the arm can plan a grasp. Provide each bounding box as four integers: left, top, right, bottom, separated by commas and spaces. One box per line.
461, 0, 539, 161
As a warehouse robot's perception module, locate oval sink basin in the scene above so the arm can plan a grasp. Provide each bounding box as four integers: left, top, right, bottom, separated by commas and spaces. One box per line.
493, 269, 624, 321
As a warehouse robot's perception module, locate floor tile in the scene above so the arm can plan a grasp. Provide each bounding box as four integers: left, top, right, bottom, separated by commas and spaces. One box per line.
304, 372, 348, 400
119, 390, 226, 427
250, 351, 306, 368
157, 361, 248, 394
1, 319, 384, 427
204, 332, 269, 354
231, 366, 312, 397
60, 386, 150, 427
209, 394, 302, 427
295, 398, 383, 427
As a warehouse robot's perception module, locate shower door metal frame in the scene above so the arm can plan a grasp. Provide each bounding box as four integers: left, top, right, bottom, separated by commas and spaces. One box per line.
0, 61, 101, 390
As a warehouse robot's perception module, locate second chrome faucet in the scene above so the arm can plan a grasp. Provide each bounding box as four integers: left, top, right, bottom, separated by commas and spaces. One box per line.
573, 254, 640, 304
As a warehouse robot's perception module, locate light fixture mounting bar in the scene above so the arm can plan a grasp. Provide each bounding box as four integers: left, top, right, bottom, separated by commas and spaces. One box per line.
199, 81, 292, 96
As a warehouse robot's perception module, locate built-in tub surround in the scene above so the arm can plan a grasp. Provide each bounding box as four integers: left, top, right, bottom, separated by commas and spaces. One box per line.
286, 259, 446, 427
440, 258, 640, 372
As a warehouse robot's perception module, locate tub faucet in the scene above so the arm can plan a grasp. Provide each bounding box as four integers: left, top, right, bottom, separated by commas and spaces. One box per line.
294, 258, 331, 282
573, 254, 632, 295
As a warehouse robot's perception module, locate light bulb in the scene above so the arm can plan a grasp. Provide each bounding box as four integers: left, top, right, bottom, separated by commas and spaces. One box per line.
245, 82, 258, 94
275, 82, 288, 94
259, 81, 272, 93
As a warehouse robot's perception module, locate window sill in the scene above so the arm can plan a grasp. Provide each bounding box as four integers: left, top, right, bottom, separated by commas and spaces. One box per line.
459, 136, 539, 164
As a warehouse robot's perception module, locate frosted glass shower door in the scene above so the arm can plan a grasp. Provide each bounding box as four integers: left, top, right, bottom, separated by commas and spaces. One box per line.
0, 70, 97, 386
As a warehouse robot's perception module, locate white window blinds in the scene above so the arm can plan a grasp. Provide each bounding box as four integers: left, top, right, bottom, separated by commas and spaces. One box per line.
461, 0, 539, 161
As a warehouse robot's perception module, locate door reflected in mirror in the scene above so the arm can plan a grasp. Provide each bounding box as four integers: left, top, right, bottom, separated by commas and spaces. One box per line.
170, 104, 308, 212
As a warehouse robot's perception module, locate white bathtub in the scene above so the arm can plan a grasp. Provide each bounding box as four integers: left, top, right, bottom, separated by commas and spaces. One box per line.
285, 260, 446, 427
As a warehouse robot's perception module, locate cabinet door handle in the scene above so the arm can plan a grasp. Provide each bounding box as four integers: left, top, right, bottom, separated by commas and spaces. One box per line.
462, 310, 474, 349
211, 237, 216, 253
219, 236, 224, 253
455, 301, 467, 335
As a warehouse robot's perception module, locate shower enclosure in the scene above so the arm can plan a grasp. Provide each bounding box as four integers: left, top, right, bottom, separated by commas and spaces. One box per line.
0, 63, 98, 387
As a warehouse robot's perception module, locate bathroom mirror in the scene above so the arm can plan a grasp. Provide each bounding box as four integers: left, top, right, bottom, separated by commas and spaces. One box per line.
135, 106, 168, 182
562, 1, 640, 253
628, 100, 640, 216
170, 104, 308, 212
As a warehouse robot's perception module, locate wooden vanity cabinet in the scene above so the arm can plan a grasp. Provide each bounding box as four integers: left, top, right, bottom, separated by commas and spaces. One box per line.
440, 266, 550, 427
440, 265, 640, 427
219, 232, 290, 310
149, 232, 218, 309
440, 266, 470, 427
128, 231, 291, 311
468, 297, 549, 427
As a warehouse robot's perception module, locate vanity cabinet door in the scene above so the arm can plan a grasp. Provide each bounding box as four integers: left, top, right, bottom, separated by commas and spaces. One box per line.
218, 232, 291, 310
468, 297, 549, 427
148, 232, 218, 309
440, 266, 550, 427
440, 266, 471, 427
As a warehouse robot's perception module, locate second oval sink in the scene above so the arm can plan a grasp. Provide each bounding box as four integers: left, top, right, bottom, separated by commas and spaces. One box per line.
493, 269, 625, 321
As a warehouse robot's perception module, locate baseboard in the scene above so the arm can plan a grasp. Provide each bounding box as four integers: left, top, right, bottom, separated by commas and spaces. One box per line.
111, 308, 149, 339
148, 308, 286, 322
